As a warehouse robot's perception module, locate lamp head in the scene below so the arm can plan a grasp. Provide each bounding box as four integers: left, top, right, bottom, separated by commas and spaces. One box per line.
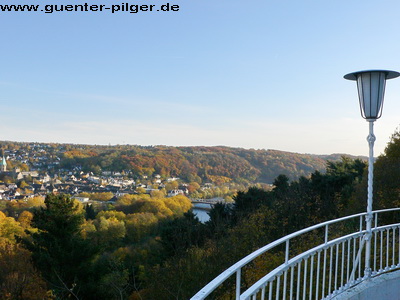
344, 70, 400, 121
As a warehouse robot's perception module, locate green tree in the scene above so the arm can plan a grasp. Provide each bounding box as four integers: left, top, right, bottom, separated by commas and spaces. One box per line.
375, 130, 400, 209
24, 194, 98, 299
85, 204, 96, 220
160, 211, 206, 257
233, 186, 271, 220
206, 202, 232, 236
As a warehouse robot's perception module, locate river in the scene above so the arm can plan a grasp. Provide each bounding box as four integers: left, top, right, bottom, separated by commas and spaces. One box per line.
192, 203, 211, 223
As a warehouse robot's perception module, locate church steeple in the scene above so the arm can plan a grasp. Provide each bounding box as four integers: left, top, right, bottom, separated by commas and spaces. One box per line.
0, 155, 6, 172
0, 147, 6, 172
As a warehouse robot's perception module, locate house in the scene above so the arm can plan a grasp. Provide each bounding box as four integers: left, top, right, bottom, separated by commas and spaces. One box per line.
21, 171, 39, 178
167, 189, 185, 197
0, 185, 7, 193
42, 173, 51, 183
73, 196, 89, 203
167, 177, 179, 182
7, 184, 17, 190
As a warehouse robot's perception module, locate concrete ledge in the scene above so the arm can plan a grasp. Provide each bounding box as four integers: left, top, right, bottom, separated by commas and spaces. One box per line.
333, 269, 400, 300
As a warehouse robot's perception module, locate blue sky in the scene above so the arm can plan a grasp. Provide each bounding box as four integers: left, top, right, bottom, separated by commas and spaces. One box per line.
1, 0, 400, 155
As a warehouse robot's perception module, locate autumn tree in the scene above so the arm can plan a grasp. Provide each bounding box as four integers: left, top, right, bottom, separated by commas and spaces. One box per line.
26, 196, 45, 208
17, 210, 34, 228
165, 181, 179, 192
187, 182, 200, 194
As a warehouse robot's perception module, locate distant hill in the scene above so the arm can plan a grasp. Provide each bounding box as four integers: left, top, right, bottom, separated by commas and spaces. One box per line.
0, 141, 366, 184
57, 144, 366, 184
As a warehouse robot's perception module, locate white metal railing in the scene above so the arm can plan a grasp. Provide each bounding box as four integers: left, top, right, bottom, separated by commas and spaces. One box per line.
191, 208, 400, 300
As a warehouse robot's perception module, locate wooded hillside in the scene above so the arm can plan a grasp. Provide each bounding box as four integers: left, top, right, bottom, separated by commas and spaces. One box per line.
58, 144, 366, 183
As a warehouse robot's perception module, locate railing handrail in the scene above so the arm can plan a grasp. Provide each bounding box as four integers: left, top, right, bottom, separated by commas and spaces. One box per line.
191, 207, 400, 300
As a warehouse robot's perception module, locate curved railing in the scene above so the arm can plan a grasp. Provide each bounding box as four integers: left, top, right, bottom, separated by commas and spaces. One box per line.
191, 208, 400, 300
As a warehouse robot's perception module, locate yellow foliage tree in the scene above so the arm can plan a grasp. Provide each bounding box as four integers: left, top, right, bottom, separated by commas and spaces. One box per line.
17, 211, 34, 228
97, 210, 126, 222
139, 200, 174, 218
0, 217, 25, 243
125, 213, 158, 243
27, 196, 45, 208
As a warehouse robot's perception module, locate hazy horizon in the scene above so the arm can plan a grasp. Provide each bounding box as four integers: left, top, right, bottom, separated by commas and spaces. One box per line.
1, 138, 371, 158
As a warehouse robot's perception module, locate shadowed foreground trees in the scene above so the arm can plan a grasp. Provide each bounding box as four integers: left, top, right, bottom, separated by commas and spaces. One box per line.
0, 242, 49, 300
375, 130, 400, 209
23, 194, 99, 299
139, 157, 368, 299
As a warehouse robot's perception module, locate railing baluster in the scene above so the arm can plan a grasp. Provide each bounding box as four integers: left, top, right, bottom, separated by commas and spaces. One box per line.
393, 228, 395, 267
296, 262, 301, 300
398, 226, 400, 266
276, 275, 280, 300
325, 225, 329, 244
374, 214, 378, 273
261, 285, 265, 300
335, 244, 339, 291
303, 258, 308, 300
285, 240, 290, 264
316, 251, 320, 300
283, 270, 287, 300
236, 268, 241, 299
380, 230, 383, 271
374, 228, 377, 272
322, 248, 327, 299
268, 280, 273, 300
341, 241, 345, 289
346, 239, 350, 283
290, 266, 294, 300
352, 238, 356, 281
359, 215, 363, 279
283, 239, 289, 299
329, 246, 333, 295
386, 229, 390, 269
309, 255, 314, 300
359, 224, 363, 279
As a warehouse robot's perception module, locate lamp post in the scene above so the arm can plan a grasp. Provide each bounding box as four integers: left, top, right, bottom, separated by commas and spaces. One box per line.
344, 69, 400, 278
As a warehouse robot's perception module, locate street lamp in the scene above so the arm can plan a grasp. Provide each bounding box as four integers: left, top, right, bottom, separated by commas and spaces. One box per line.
344, 69, 400, 278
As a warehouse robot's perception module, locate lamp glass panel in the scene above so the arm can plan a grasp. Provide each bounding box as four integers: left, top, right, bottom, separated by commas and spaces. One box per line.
356, 72, 386, 120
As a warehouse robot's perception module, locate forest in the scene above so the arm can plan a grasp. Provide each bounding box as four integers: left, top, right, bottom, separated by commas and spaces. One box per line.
2, 141, 365, 184
1, 130, 400, 299
58, 145, 365, 184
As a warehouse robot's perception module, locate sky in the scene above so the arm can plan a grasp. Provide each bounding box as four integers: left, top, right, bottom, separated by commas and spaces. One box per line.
1, 0, 400, 156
